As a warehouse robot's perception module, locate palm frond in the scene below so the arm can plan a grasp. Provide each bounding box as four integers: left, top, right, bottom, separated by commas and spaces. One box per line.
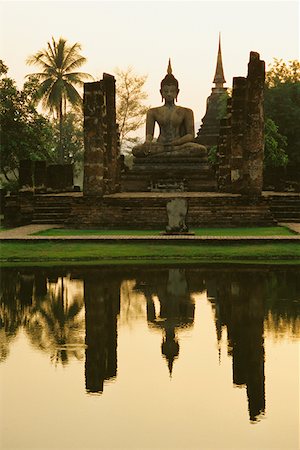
64, 82, 82, 106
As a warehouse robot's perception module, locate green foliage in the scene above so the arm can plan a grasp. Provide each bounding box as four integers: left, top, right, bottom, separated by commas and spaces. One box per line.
216, 91, 230, 120
0, 62, 56, 181
52, 111, 84, 171
208, 145, 218, 166
265, 59, 300, 166
265, 58, 300, 87
264, 118, 288, 168
26, 37, 92, 162
115, 67, 148, 152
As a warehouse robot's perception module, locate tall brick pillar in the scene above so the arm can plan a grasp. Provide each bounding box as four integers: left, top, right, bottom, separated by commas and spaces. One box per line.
243, 52, 265, 195
217, 52, 265, 195
103, 73, 120, 193
83, 75, 120, 197
83, 81, 106, 196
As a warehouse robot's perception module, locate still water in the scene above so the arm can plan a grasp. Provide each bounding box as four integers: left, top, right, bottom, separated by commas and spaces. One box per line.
0, 265, 299, 450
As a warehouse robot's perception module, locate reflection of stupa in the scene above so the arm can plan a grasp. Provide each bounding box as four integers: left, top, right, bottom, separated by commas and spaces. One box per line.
135, 269, 195, 376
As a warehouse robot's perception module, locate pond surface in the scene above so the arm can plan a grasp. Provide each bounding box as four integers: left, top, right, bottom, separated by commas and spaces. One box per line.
0, 265, 299, 450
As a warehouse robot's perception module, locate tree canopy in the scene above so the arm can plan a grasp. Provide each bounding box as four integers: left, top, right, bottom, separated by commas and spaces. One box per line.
115, 67, 148, 152
265, 59, 300, 167
0, 62, 56, 182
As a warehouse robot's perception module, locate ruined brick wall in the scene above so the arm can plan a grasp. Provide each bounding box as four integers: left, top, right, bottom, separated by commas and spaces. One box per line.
217, 52, 265, 195
83, 75, 120, 197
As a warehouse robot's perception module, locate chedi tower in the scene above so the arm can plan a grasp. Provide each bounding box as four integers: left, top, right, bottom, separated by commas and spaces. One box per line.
196, 33, 227, 147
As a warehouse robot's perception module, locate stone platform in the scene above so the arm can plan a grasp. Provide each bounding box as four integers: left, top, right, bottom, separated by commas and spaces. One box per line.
64, 192, 275, 228
121, 155, 217, 192
7, 191, 300, 229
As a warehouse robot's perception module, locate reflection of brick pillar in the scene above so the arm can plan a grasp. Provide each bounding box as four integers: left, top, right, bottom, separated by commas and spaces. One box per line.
19, 160, 34, 191
84, 271, 120, 394
227, 274, 265, 422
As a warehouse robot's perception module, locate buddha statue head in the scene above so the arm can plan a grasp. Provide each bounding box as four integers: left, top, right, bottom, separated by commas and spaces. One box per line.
160, 59, 179, 102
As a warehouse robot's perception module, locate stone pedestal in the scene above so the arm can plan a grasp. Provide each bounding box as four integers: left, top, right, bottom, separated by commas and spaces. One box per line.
122, 152, 217, 192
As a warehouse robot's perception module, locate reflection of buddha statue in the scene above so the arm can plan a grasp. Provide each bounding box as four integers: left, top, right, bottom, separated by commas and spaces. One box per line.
132, 60, 207, 158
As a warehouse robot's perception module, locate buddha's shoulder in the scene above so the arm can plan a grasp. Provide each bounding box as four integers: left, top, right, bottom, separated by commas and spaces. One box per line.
176, 105, 193, 114
147, 106, 164, 114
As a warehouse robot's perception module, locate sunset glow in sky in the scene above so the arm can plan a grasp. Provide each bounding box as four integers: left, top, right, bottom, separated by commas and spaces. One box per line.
1, 0, 299, 122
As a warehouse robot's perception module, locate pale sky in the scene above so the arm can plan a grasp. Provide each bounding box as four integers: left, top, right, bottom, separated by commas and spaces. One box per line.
0, 0, 299, 123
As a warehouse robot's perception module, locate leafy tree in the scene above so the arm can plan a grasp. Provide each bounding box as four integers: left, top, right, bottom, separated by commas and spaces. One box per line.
52, 111, 84, 173
115, 67, 149, 152
264, 118, 288, 168
0, 62, 56, 182
265, 58, 300, 87
265, 59, 300, 168
26, 37, 92, 162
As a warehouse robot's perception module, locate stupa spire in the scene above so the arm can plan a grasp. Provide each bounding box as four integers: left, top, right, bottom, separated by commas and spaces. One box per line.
213, 33, 226, 88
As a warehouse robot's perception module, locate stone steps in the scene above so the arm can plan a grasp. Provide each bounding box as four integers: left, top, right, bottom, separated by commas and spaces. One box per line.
32, 196, 72, 224
267, 194, 300, 223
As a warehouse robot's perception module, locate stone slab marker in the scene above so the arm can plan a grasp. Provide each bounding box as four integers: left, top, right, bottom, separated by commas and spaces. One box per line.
83, 75, 120, 197
165, 198, 189, 233
217, 52, 265, 195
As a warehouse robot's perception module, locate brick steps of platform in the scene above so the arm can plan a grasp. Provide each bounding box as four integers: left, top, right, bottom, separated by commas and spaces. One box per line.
267, 195, 300, 223
32, 196, 72, 224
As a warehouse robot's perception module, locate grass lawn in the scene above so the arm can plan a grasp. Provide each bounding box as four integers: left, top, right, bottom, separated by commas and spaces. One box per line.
1, 241, 299, 266
32, 226, 296, 237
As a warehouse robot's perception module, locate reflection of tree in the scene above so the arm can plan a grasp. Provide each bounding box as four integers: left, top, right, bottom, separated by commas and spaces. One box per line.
264, 269, 300, 339
0, 270, 32, 361
26, 276, 85, 366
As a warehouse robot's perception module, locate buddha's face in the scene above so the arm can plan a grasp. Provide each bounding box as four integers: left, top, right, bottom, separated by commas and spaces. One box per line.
160, 84, 179, 102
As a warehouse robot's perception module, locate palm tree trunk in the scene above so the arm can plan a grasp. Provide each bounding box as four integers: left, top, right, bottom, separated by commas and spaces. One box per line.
59, 101, 64, 164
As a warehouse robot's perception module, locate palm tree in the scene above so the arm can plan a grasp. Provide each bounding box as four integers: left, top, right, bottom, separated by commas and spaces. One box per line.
26, 37, 92, 163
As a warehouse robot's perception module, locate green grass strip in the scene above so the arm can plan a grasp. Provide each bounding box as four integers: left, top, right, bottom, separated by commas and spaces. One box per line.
1, 241, 299, 265
32, 226, 296, 237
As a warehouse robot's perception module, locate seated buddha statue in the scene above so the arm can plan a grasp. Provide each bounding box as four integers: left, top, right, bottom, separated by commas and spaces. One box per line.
132, 60, 207, 158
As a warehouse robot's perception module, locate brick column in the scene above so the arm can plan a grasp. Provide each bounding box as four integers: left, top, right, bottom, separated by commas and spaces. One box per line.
216, 52, 265, 195
243, 52, 265, 195
103, 73, 120, 193
83, 81, 106, 196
